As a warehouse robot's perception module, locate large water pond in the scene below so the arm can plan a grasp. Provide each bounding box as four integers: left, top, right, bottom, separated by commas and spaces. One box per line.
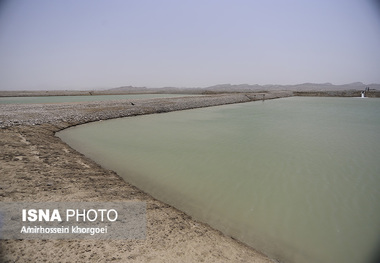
58, 97, 380, 263
0, 94, 199, 104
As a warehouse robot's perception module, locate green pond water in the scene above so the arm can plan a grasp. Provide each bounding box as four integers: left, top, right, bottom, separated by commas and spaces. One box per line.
58, 97, 380, 263
0, 94, 198, 104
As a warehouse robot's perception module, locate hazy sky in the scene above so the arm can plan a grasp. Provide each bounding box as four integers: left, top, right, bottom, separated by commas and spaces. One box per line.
0, 0, 379, 90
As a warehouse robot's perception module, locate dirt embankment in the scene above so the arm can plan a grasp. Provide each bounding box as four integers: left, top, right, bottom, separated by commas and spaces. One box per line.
0, 93, 290, 262
293, 90, 380, 97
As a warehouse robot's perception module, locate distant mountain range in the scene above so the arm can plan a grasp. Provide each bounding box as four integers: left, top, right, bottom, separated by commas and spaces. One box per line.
105, 82, 380, 94
1, 82, 379, 97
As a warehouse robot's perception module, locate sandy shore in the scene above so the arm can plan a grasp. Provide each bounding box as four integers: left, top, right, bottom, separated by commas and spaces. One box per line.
0, 92, 290, 262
